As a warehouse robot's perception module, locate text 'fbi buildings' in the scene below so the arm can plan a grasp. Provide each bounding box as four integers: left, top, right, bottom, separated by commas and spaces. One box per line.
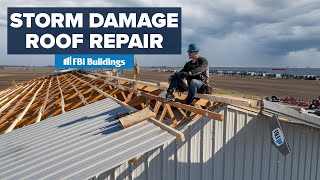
7, 7, 181, 54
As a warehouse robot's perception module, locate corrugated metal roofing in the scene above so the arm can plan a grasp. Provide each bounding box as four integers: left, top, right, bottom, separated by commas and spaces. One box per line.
98, 105, 320, 180
0, 98, 175, 180
263, 100, 320, 128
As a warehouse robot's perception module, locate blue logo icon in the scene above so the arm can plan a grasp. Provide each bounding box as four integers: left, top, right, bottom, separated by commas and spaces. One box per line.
55, 54, 134, 69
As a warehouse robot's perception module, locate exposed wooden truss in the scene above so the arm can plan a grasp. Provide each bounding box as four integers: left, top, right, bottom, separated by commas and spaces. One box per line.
56, 76, 66, 114
72, 72, 224, 127
5, 80, 46, 133
36, 77, 52, 123
0, 70, 262, 133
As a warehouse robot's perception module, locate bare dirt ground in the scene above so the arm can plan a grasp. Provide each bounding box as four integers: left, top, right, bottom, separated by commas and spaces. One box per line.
0, 67, 54, 91
124, 71, 320, 101
0, 68, 318, 101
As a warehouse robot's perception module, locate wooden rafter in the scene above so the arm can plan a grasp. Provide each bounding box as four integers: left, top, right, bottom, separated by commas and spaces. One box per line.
18, 79, 52, 119
88, 73, 224, 121
0, 84, 26, 105
0, 70, 234, 133
94, 72, 259, 108
67, 75, 107, 105
159, 106, 167, 123
36, 77, 52, 123
0, 82, 36, 115
62, 75, 88, 106
0, 83, 23, 96
56, 76, 65, 114
69, 74, 136, 111
0, 81, 41, 131
41, 79, 62, 113
148, 118, 185, 141
5, 80, 46, 133
71, 72, 224, 128
119, 107, 155, 128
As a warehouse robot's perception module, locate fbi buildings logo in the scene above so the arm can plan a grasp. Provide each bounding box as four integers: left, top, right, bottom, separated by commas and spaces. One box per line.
62, 56, 126, 68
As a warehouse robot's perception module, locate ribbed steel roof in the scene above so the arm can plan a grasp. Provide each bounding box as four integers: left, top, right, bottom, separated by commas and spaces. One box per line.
0, 98, 175, 180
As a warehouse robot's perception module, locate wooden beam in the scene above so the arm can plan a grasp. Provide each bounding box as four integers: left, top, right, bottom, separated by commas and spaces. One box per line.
127, 96, 146, 107
42, 80, 62, 112
153, 101, 162, 114
69, 74, 136, 111
141, 92, 224, 121
85, 84, 107, 103
88, 72, 224, 121
0, 82, 40, 131
148, 118, 185, 141
0, 88, 10, 96
124, 92, 134, 103
157, 82, 259, 107
144, 98, 150, 108
136, 80, 159, 89
24, 79, 52, 115
62, 76, 88, 106
65, 100, 85, 112
136, 84, 158, 92
166, 100, 223, 121
109, 88, 124, 96
177, 107, 187, 118
87, 93, 105, 104
159, 106, 167, 123
82, 87, 95, 95
175, 113, 199, 127
0, 83, 24, 96
193, 99, 211, 107
92, 73, 260, 108
120, 91, 128, 102
0, 98, 8, 107
56, 76, 66, 114
164, 104, 178, 125
0, 84, 26, 104
5, 80, 46, 133
36, 77, 52, 123
42, 105, 63, 118
0, 82, 36, 115
119, 107, 155, 128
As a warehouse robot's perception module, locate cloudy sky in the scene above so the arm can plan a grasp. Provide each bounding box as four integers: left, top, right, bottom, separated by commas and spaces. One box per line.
1, 0, 319, 67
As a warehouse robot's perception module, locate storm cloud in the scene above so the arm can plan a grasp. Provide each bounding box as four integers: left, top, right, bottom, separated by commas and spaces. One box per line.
0, 0, 319, 67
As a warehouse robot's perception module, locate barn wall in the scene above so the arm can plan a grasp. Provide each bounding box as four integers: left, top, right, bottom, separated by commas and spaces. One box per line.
97, 106, 320, 180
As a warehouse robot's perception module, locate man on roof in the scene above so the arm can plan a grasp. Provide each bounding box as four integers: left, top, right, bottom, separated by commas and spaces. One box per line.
164, 43, 212, 104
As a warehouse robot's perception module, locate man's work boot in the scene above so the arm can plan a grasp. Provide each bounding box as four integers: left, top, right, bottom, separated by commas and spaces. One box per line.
163, 89, 175, 102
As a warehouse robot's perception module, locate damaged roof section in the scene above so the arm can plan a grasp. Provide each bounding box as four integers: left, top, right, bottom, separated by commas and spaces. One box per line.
0, 73, 113, 133
1, 70, 318, 133
0, 71, 232, 133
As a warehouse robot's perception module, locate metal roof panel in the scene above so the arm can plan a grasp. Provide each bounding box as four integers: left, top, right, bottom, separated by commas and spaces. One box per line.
0, 98, 175, 180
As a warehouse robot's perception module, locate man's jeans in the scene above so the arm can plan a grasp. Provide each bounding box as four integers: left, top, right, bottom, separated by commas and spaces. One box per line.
168, 72, 204, 104
186, 79, 204, 103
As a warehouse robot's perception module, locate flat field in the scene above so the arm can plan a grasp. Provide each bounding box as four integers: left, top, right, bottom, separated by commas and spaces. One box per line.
124, 71, 320, 101
0, 68, 318, 101
0, 67, 54, 90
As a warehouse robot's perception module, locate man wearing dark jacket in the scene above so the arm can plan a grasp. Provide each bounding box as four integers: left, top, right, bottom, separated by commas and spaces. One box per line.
164, 43, 209, 104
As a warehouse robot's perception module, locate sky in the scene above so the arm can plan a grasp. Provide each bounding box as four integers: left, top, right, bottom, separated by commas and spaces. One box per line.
0, 0, 319, 67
